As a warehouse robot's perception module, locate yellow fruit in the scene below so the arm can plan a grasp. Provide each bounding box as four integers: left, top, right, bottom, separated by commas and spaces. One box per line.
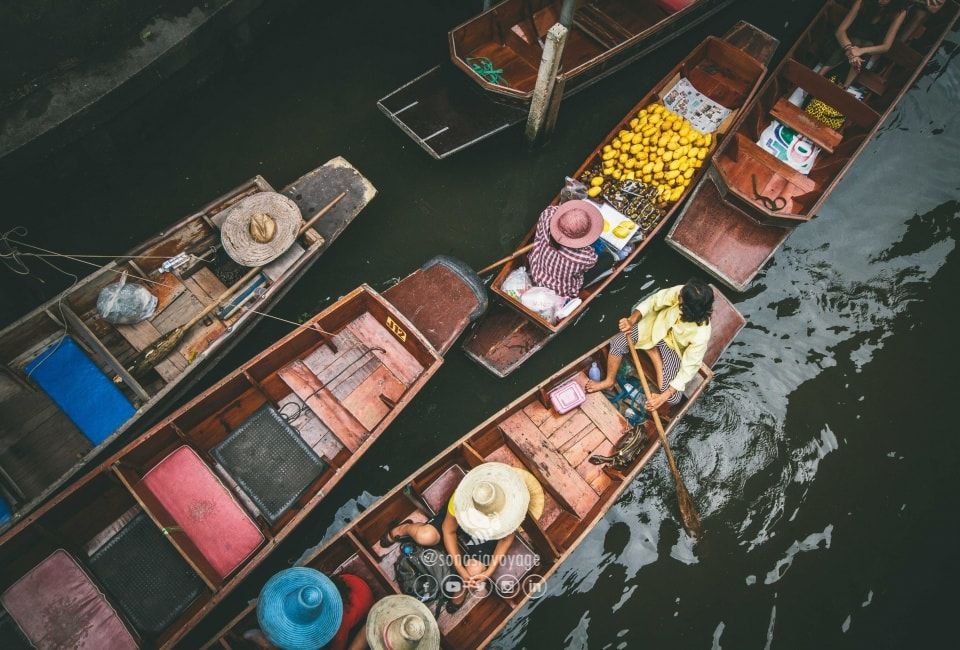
657, 147, 665, 156
622, 133, 634, 144
670, 132, 680, 143
672, 121, 682, 132
678, 137, 689, 146
629, 118, 639, 128
642, 174, 653, 183
688, 147, 700, 158
678, 160, 689, 172
663, 151, 673, 162
602, 219, 611, 233
602, 151, 615, 161
654, 171, 664, 180
642, 161, 655, 174
669, 159, 681, 171
693, 159, 703, 168
587, 185, 602, 198
624, 171, 635, 181
703, 133, 712, 146
697, 148, 707, 160
603, 167, 614, 176
618, 130, 630, 139
625, 159, 636, 170
653, 160, 664, 172
679, 126, 691, 138
666, 141, 678, 151
684, 168, 695, 179
591, 176, 604, 187
603, 145, 612, 153
665, 170, 680, 180
677, 145, 689, 157
618, 153, 628, 163
642, 126, 657, 137
612, 138, 622, 149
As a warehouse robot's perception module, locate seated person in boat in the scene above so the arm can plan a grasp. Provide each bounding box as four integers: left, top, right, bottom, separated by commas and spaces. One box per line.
528, 200, 605, 298
381, 463, 530, 611
585, 279, 714, 410
822, 0, 915, 88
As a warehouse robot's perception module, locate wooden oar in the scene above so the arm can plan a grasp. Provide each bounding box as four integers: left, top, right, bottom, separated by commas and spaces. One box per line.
478, 243, 534, 275
626, 334, 702, 537
127, 192, 346, 378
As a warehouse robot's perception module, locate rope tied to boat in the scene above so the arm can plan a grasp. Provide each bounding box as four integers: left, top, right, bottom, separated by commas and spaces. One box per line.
751, 175, 787, 212
466, 57, 505, 85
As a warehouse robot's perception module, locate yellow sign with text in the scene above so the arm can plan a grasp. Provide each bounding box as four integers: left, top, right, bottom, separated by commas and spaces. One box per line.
385, 315, 407, 342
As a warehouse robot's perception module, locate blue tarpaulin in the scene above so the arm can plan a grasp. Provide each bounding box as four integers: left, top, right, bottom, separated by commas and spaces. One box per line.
24, 336, 136, 445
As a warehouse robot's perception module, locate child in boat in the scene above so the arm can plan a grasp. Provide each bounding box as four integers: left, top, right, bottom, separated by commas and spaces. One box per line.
822, 0, 915, 88
528, 200, 604, 298
585, 279, 713, 410
380, 463, 531, 612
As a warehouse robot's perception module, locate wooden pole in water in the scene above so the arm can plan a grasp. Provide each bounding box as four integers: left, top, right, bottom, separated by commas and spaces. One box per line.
525, 23, 569, 144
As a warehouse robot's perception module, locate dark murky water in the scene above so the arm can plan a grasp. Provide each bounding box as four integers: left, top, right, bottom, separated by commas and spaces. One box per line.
2, 0, 958, 647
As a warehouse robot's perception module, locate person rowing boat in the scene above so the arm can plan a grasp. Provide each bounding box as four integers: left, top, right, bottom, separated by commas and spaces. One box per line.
585, 278, 714, 410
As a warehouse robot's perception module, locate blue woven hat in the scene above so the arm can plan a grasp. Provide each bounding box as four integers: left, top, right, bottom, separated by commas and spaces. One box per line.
256, 568, 343, 650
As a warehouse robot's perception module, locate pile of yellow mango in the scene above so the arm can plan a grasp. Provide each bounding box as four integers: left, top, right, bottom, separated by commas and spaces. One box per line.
586, 103, 712, 205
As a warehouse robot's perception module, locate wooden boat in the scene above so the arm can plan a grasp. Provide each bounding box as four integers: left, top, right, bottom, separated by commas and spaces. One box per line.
0, 157, 375, 535
0, 255, 487, 649
666, 0, 960, 291
378, 0, 739, 159
205, 287, 745, 650
462, 21, 775, 377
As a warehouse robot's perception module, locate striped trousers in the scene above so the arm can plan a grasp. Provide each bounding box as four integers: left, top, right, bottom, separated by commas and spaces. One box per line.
609, 325, 683, 405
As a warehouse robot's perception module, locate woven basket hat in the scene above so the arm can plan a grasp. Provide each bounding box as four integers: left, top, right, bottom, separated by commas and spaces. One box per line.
365, 595, 440, 650
256, 567, 343, 650
220, 192, 302, 267
453, 462, 530, 542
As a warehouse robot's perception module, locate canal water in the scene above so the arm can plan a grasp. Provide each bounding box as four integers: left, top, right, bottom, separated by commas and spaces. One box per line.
1, 0, 958, 647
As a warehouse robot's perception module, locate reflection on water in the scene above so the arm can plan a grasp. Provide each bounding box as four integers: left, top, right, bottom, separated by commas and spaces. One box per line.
0, 0, 957, 647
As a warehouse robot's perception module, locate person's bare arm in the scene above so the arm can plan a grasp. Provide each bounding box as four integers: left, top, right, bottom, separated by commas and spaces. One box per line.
835, 0, 863, 47
854, 10, 908, 55
471, 534, 515, 584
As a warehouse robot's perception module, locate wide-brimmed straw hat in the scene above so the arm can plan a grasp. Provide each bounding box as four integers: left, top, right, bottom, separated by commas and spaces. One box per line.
256, 567, 343, 650
365, 595, 440, 650
221, 191, 302, 267
549, 200, 603, 248
514, 467, 544, 521
453, 462, 530, 541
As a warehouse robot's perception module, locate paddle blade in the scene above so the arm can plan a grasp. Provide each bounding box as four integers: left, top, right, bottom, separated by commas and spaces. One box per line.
674, 477, 703, 538
127, 325, 186, 379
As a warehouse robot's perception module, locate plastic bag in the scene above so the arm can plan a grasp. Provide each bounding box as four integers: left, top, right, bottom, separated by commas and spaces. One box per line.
559, 176, 588, 203
502, 266, 532, 299
521, 286, 563, 323
97, 272, 157, 325
757, 121, 820, 175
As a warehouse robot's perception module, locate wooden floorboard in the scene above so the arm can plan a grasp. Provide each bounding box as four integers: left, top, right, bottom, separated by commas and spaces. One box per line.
346, 313, 424, 386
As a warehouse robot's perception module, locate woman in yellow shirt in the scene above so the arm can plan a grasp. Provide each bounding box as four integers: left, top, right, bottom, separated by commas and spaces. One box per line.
586, 278, 713, 410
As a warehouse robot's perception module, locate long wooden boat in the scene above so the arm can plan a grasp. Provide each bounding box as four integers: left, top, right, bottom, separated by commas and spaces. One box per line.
0, 255, 487, 649
462, 22, 775, 377
378, 0, 740, 159
665, 0, 960, 291
0, 157, 375, 535
205, 286, 744, 650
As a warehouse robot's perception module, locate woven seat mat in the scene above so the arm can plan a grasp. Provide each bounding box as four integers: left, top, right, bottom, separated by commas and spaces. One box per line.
88, 512, 204, 636
212, 405, 326, 525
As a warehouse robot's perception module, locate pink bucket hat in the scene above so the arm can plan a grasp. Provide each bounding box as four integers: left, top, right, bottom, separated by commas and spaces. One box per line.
549, 200, 604, 248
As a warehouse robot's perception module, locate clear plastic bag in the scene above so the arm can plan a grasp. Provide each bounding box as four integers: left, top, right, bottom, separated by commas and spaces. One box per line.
521, 286, 563, 323
559, 176, 588, 203
97, 272, 157, 325
502, 266, 532, 299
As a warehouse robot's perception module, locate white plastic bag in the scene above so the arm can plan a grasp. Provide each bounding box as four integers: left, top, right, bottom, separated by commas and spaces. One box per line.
521, 286, 563, 323
757, 121, 820, 175
97, 272, 157, 325
502, 266, 533, 299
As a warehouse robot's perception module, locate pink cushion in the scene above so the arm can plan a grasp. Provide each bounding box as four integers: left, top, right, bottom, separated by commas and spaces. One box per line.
1, 549, 137, 649
140, 446, 264, 579
657, 0, 695, 11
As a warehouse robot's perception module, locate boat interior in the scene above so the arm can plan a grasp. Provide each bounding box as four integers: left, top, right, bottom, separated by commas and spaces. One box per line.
214, 338, 713, 649
0, 287, 438, 648
488, 36, 764, 334
450, 0, 704, 96
0, 177, 323, 524
714, 0, 959, 223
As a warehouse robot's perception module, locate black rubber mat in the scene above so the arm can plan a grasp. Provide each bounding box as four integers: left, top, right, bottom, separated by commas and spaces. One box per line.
212, 405, 326, 525
88, 511, 204, 636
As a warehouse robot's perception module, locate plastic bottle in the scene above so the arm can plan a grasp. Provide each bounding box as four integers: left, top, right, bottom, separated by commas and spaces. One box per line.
588, 361, 603, 382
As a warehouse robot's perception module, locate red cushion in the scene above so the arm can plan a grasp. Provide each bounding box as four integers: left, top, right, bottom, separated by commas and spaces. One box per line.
140, 446, 264, 579
1, 549, 137, 649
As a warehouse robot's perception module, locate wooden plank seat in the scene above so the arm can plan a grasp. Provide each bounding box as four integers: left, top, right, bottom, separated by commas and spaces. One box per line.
721, 133, 818, 214
0, 549, 137, 649
139, 446, 265, 580
769, 98, 843, 153
782, 59, 880, 128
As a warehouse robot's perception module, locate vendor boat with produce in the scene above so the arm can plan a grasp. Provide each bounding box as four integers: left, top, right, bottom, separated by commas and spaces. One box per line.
205, 286, 746, 650
462, 21, 777, 377
665, 0, 960, 291
0, 158, 375, 535
0, 255, 487, 649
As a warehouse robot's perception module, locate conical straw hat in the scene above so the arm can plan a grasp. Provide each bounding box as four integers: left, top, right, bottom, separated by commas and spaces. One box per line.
220, 192, 302, 267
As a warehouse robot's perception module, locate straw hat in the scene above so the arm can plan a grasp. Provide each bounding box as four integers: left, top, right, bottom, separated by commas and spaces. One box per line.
256, 567, 343, 650
365, 595, 440, 650
453, 462, 530, 542
514, 467, 544, 521
221, 192, 302, 267
549, 200, 603, 248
